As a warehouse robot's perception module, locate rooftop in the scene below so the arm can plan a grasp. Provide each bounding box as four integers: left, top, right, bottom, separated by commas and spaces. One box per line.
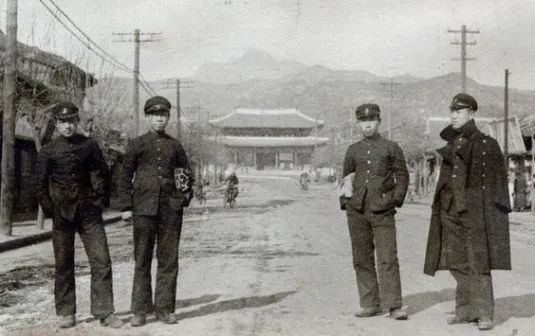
215, 135, 329, 147
209, 108, 325, 129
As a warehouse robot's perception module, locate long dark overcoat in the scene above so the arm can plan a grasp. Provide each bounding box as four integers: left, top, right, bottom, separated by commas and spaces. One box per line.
423, 122, 511, 276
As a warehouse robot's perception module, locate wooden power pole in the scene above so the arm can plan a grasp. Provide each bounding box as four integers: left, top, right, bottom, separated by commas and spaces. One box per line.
1, 0, 18, 236
448, 25, 479, 93
161, 79, 194, 142
113, 29, 161, 136
504, 69, 510, 170
380, 80, 400, 140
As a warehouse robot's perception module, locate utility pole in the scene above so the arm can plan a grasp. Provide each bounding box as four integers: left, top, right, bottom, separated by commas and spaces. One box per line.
330, 126, 337, 182
532, 129, 535, 216
448, 25, 479, 93
380, 80, 400, 140
504, 69, 510, 171
349, 108, 354, 142
314, 116, 319, 152
161, 79, 194, 142
113, 30, 161, 136
1, 0, 18, 236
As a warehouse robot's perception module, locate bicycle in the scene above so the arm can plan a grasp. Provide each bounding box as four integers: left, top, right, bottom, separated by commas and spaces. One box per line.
224, 187, 238, 208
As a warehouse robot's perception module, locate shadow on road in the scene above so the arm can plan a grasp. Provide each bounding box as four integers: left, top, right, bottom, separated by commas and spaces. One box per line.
494, 293, 535, 326
176, 294, 222, 309
403, 288, 455, 316
404, 289, 535, 327
175, 290, 297, 321
114, 294, 223, 317
111, 291, 297, 325
185, 199, 295, 216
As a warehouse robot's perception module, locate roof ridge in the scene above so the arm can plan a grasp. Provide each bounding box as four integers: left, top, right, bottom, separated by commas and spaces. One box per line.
209, 108, 325, 128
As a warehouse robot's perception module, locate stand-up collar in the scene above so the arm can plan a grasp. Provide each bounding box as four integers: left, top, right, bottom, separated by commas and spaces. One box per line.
148, 130, 168, 138
364, 133, 381, 142
58, 133, 84, 144
440, 119, 477, 142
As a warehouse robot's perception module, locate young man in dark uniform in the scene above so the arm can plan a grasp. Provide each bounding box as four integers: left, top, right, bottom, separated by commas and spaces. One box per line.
119, 96, 193, 327
423, 93, 511, 331
340, 103, 409, 320
35, 102, 123, 329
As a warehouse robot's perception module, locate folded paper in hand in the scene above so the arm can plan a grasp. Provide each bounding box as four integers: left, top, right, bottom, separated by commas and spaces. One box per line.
337, 172, 354, 198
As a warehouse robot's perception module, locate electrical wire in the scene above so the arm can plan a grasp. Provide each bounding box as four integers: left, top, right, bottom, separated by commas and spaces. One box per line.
37, 0, 158, 96
43, 0, 134, 73
37, 0, 132, 73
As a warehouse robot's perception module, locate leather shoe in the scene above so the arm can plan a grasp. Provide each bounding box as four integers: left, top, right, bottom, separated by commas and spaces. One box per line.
58, 315, 75, 329
157, 313, 178, 324
478, 318, 493, 331
130, 314, 147, 327
389, 308, 408, 320
100, 314, 124, 328
355, 307, 382, 317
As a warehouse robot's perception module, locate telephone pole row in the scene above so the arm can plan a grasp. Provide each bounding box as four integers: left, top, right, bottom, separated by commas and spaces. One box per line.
448, 25, 479, 93
112, 29, 161, 136
380, 80, 401, 140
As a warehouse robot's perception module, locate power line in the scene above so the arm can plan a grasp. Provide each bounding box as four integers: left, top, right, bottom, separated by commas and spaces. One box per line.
448, 25, 479, 93
36, 0, 132, 73
43, 0, 134, 73
161, 79, 196, 141
38, 0, 161, 96
138, 80, 153, 96
113, 29, 162, 136
139, 73, 157, 96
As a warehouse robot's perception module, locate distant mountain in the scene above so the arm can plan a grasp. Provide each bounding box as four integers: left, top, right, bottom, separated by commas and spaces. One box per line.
195, 48, 308, 84
93, 55, 535, 157
195, 49, 423, 86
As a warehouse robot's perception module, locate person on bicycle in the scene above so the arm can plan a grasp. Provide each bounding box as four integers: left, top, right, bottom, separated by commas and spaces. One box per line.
299, 172, 309, 189
195, 179, 205, 202
225, 172, 239, 199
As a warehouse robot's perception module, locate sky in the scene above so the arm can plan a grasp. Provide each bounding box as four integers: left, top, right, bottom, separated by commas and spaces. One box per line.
3, 0, 535, 90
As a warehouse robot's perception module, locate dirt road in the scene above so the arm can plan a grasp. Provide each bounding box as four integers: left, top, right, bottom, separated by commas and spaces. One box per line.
1, 176, 535, 336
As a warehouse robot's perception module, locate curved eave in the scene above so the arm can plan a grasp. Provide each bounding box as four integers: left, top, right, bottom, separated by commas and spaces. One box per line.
214, 136, 329, 147
208, 108, 325, 129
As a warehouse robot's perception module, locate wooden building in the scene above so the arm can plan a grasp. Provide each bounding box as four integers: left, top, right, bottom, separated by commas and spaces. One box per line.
209, 108, 329, 170
0, 30, 96, 214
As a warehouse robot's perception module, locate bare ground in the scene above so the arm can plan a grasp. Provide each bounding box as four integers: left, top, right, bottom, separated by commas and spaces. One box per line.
1, 177, 535, 335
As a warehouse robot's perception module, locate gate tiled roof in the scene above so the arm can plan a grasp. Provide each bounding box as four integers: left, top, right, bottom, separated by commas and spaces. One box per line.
209, 108, 324, 129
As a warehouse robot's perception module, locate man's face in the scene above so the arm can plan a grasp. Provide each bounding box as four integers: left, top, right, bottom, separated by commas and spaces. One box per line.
146, 110, 170, 132
357, 117, 381, 137
55, 118, 78, 138
449, 107, 474, 130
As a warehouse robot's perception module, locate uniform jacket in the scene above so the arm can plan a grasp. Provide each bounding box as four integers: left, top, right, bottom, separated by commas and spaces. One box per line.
423, 120, 511, 275
341, 134, 409, 212
118, 131, 191, 216
35, 134, 111, 221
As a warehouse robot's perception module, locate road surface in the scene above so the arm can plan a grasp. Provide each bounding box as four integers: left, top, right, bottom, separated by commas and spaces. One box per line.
1, 176, 534, 336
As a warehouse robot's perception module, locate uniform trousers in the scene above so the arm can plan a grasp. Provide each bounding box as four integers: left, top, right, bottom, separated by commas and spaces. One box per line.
440, 208, 494, 320
346, 204, 402, 309
51, 201, 114, 318
131, 194, 183, 316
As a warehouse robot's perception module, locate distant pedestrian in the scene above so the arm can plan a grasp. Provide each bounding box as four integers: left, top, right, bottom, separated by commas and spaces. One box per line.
423, 93, 511, 331
339, 103, 409, 320
35, 102, 123, 329
513, 171, 528, 211
119, 96, 193, 327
